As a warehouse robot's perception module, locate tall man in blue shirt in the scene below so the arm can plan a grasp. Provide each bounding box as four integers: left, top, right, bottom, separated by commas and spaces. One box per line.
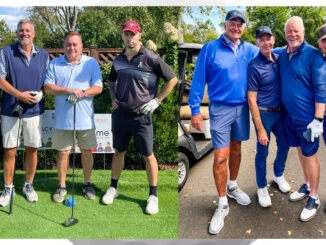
280, 16, 326, 222
247, 26, 290, 208
44, 31, 103, 203
0, 19, 48, 207
188, 10, 258, 235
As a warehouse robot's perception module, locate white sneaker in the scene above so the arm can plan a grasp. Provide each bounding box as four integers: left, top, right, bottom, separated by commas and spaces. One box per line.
300, 196, 320, 222
273, 175, 290, 193
102, 187, 118, 205
209, 205, 229, 235
227, 186, 251, 205
0, 187, 15, 207
257, 187, 272, 207
146, 195, 159, 215
22, 184, 38, 202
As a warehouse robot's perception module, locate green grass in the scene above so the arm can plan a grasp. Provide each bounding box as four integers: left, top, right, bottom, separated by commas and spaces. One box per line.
0, 169, 178, 239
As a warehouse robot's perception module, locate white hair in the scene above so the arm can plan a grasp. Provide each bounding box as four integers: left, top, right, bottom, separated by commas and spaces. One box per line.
17, 19, 35, 31
284, 16, 304, 33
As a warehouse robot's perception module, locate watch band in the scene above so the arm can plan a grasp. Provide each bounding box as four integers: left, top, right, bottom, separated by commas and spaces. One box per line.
82, 90, 86, 97
314, 116, 323, 122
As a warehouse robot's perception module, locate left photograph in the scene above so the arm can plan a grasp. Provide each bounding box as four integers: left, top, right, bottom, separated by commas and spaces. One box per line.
0, 6, 178, 239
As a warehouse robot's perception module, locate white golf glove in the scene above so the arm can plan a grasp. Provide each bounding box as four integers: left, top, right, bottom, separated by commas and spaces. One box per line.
30, 91, 43, 103
307, 119, 323, 142
67, 94, 78, 105
141, 98, 161, 115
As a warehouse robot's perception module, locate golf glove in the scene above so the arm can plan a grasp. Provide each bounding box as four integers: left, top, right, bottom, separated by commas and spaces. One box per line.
141, 98, 160, 115
67, 94, 78, 105
30, 91, 43, 103
307, 119, 323, 142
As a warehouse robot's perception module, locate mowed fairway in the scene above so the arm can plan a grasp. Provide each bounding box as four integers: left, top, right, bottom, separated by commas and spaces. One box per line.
0, 169, 178, 239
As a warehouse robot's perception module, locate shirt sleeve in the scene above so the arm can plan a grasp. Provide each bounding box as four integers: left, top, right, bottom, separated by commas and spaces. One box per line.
188, 43, 210, 115
154, 56, 176, 82
0, 49, 8, 79
311, 50, 326, 103
44, 60, 56, 85
90, 59, 103, 87
247, 62, 260, 92
108, 64, 117, 82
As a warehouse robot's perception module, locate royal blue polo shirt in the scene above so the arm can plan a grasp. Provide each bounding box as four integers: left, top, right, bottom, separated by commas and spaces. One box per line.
247, 52, 281, 108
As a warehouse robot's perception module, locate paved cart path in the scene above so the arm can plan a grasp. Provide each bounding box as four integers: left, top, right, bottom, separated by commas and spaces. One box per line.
179, 120, 326, 238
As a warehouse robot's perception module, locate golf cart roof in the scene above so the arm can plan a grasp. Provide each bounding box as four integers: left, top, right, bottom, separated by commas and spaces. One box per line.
178, 42, 203, 50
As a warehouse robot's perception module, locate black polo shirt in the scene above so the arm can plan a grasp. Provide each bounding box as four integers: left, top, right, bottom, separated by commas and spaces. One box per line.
108, 46, 176, 113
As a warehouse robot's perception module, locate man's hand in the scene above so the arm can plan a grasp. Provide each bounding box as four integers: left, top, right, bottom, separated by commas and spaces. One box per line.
191, 114, 203, 132
141, 98, 160, 115
18, 91, 37, 105
112, 99, 119, 110
307, 119, 323, 142
30, 91, 43, 103
67, 94, 78, 104
70, 88, 84, 99
257, 128, 269, 146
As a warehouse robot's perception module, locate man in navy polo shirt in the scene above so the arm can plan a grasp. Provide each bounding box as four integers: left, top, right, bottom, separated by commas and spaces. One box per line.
102, 21, 177, 215
280, 16, 326, 222
247, 26, 290, 208
188, 10, 258, 234
0, 19, 49, 207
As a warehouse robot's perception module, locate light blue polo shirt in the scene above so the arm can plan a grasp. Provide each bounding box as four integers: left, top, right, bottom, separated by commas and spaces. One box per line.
44, 54, 103, 130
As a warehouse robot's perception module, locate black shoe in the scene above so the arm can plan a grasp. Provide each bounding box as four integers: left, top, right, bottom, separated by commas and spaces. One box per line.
82, 183, 96, 200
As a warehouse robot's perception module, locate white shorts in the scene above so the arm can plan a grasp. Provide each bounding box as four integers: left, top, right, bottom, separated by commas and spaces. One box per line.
1, 115, 42, 148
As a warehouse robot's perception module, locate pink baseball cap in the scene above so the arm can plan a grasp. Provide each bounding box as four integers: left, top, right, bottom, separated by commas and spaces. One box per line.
121, 20, 141, 34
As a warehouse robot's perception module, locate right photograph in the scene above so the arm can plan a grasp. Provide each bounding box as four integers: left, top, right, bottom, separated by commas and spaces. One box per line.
178, 6, 326, 238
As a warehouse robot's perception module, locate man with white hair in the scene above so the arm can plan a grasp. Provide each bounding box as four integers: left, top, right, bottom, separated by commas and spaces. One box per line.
0, 19, 49, 207
280, 16, 326, 221
189, 10, 258, 234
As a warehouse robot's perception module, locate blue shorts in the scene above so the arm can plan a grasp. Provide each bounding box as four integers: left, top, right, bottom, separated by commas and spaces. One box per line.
209, 102, 249, 149
284, 114, 319, 157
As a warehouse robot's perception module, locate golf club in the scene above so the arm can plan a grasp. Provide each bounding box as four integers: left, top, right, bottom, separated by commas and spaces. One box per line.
9, 103, 23, 215
63, 101, 79, 227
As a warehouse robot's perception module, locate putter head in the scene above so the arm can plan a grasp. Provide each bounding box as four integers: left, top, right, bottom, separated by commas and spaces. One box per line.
63, 217, 79, 227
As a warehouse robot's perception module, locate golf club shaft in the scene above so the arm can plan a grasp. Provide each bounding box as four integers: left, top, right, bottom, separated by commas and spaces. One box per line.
71, 103, 76, 218
9, 114, 22, 214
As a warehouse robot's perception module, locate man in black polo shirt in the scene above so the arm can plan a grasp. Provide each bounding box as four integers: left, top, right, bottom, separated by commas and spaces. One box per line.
102, 20, 178, 215
247, 26, 290, 208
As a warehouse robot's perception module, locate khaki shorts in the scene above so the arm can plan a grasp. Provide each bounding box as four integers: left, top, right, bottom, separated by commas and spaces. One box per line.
1, 115, 42, 148
52, 128, 97, 151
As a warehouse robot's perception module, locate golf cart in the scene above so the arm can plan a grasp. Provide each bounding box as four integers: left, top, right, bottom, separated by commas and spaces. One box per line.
178, 43, 212, 191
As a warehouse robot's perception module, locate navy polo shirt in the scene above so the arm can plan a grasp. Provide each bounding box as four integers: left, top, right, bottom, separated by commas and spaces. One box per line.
247, 51, 281, 108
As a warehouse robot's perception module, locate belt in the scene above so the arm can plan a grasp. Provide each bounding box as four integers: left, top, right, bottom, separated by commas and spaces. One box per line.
258, 107, 281, 112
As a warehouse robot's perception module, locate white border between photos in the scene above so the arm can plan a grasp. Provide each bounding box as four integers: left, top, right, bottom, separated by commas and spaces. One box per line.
1, 0, 325, 6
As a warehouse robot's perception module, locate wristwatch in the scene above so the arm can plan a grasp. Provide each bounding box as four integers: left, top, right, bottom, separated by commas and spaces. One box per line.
82, 90, 86, 98
314, 116, 323, 122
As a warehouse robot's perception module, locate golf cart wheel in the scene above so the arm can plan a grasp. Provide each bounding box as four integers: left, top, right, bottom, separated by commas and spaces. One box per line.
178, 152, 189, 191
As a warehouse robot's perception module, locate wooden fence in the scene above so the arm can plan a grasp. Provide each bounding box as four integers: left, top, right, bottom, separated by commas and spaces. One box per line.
45, 45, 165, 66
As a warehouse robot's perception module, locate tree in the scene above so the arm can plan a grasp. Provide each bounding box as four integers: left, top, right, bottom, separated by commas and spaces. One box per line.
27, 7, 79, 40
183, 20, 218, 44
243, 6, 291, 47
0, 20, 16, 47
243, 6, 325, 48
77, 7, 181, 48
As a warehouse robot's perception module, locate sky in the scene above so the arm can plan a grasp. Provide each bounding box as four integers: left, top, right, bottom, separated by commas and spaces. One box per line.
0, 6, 235, 32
